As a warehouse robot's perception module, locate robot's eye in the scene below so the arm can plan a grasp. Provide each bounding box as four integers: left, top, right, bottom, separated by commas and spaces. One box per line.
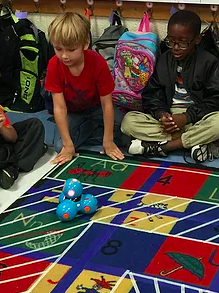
68, 190, 75, 197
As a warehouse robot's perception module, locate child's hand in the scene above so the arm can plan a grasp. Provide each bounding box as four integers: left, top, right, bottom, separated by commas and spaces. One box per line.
0, 113, 6, 129
101, 141, 125, 160
172, 113, 187, 129
159, 112, 178, 133
51, 145, 79, 165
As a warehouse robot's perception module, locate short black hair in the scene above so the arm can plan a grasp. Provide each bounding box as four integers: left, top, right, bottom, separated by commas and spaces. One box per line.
168, 10, 201, 36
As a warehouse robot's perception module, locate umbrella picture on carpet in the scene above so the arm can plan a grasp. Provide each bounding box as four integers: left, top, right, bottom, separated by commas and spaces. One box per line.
160, 252, 204, 280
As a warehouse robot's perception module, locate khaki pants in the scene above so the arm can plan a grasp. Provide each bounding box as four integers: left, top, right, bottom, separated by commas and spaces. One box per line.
121, 108, 219, 149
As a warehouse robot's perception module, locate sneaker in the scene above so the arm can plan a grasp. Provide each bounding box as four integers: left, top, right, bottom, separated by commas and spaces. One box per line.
0, 166, 19, 189
191, 142, 219, 163
128, 139, 168, 157
128, 139, 144, 155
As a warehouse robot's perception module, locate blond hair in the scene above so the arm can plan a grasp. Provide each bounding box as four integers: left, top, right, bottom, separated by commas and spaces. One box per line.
48, 12, 90, 48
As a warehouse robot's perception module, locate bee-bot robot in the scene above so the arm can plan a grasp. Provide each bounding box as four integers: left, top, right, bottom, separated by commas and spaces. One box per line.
56, 178, 98, 221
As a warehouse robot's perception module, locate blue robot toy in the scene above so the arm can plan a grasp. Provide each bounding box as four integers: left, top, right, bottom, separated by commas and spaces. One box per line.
56, 178, 98, 221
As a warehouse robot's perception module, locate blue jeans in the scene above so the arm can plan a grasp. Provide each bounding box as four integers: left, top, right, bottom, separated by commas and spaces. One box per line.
54, 104, 125, 153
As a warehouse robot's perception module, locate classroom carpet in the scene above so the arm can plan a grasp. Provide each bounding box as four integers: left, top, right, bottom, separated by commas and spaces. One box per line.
0, 151, 219, 293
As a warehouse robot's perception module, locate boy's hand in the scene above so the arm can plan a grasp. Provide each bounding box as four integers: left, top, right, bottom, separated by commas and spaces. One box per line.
0, 113, 6, 129
101, 141, 125, 160
172, 113, 187, 129
159, 112, 178, 133
51, 145, 79, 165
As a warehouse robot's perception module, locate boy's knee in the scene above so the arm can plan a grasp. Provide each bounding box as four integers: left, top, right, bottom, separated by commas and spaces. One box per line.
207, 113, 219, 140
24, 118, 44, 132
210, 123, 219, 140
121, 113, 136, 136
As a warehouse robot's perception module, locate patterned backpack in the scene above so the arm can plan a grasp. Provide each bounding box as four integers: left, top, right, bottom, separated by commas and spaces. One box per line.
112, 13, 158, 111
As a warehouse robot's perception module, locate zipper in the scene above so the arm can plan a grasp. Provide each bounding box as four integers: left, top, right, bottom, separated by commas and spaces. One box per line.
113, 89, 142, 97
118, 38, 157, 46
117, 42, 156, 61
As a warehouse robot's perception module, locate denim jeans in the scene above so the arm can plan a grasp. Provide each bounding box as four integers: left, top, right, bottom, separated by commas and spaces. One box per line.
54, 104, 125, 153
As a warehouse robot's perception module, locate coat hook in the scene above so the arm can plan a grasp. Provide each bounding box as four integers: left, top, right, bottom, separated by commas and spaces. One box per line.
60, 0, 66, 12
145, 3, 153, 19
33, 0, 39, 13
115, 1, 123, 7
86, 0, 94, 16
210, 5, 218, 21
146, 2, 153, 9
210, 5, 218, 12
178, 3, 186, 10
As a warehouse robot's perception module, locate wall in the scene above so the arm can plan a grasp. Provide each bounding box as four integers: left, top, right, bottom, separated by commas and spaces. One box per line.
28, 13, 211, 41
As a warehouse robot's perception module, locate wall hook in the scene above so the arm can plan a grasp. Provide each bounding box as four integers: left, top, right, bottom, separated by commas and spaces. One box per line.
145, 3, 153, 19
86, 0, 94, 16
210, 5, 218, 12
146, 2, 153, 10
210, 5, 218, 21
60, 0, 66, 12
115, 1, 123, 7
33, 0, 39, 13
178, 3, 186, 10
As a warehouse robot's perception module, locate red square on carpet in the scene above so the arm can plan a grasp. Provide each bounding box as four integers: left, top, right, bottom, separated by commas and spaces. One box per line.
0, 251, 50, 293
145, 236, 219, 287
120, 162, 159, 190
149, 166, 211, 198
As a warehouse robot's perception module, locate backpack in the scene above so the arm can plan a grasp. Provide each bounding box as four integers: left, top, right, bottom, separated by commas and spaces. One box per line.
199, 21, 219, 59
112, 13, 158, 111
92, 10, 128, 72
0, 6, 48, 112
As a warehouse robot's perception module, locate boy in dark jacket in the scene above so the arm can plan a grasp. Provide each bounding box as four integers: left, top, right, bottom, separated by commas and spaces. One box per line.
121, 10, 219, 163
0, 106, 18, 189
0, 107, 47, 190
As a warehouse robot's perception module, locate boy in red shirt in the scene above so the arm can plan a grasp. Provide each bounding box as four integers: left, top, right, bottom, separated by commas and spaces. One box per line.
45, 12, 125, 165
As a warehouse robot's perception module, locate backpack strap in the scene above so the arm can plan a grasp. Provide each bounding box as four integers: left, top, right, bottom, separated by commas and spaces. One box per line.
0, 4, 18, 23
111, 10, 122, 26
138, 13, 150, 33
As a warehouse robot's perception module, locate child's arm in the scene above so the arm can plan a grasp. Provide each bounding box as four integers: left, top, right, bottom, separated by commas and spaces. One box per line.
100, 94, 124, 160
50, 92, 77, 165
0, 112, 17, 142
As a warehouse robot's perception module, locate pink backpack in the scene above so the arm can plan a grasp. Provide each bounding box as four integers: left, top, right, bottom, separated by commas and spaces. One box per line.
112, 14, 158, 111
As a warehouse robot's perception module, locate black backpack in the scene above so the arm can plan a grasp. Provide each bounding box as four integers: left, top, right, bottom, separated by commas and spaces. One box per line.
199, 21, 219, 59
0, 6, 48, 112
92, 11, 128, 72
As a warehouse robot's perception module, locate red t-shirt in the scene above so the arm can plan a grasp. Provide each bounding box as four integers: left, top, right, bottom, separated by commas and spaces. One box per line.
45, 50, 115, 112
